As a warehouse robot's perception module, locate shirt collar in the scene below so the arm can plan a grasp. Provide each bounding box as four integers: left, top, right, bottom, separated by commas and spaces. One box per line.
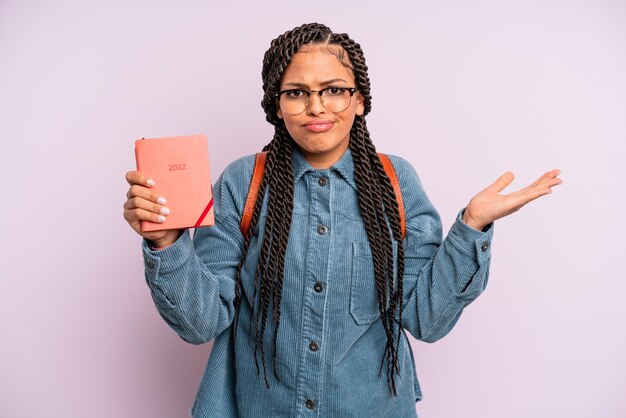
292, 145, 358, 191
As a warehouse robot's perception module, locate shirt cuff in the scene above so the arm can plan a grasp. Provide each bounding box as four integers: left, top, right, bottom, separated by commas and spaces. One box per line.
448, 209, 494, 260
142, 230, 193, 275
149, 242, 173, 251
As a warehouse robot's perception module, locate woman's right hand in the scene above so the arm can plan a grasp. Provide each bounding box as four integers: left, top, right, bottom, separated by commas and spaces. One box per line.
123, 170, 183, 248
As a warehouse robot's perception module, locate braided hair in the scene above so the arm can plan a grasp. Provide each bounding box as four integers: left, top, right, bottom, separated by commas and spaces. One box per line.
233, 23, 405, 396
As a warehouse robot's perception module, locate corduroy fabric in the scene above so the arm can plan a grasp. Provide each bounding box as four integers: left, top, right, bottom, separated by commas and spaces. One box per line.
142, 147, 493, 418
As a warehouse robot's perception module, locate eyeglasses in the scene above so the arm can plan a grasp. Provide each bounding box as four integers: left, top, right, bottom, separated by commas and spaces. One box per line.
274, 87, 358, 115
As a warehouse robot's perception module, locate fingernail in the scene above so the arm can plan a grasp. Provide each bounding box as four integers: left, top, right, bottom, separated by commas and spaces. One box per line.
160, 207, 170, 215
147, 179, 156, 187
157, 215, 166, 222
157, 196, 167, 205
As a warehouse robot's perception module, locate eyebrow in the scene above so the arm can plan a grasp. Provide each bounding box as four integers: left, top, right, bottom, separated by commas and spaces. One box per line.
282, 78, 349, 88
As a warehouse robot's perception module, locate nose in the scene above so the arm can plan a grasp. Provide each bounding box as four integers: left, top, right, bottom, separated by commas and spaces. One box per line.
306, 91, 325, 116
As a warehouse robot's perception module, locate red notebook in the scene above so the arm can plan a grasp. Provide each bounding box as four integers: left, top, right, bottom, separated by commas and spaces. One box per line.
134, 134, 214, 232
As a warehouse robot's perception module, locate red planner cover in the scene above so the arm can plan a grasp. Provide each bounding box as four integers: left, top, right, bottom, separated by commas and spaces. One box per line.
134, 134, 214, 231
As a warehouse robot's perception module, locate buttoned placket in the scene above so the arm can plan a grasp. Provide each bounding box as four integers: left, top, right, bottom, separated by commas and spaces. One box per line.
294, 170, 331, 417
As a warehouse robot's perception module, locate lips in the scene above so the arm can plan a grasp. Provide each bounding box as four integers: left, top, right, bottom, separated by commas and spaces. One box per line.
303, 120, 335, 133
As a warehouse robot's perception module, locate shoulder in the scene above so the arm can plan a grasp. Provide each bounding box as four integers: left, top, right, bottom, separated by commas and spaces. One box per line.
214, 153, 258, 216
380, 153, 425, 192
220, 153, 258, 182
381, 153, 440, 224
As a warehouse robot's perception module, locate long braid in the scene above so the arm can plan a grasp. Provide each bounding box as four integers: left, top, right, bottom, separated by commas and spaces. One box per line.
360, 119, 403, 389
234, 23, 406, 396
332, 31, 405, 394
233, 135, 273, 378
372, 147, 406, 373
350, 117, 402, 395
270, 128, 294, 382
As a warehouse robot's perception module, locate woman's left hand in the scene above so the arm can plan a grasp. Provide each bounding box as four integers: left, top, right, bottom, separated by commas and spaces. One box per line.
462, 169, 563, 231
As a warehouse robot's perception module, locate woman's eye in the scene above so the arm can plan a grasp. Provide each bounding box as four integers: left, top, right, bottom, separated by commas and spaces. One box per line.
285, 90, 305, 99
326, 87, 344, 96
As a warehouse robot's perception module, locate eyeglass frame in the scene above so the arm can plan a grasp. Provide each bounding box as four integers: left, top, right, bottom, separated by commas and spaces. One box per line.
274, 87, 358, 115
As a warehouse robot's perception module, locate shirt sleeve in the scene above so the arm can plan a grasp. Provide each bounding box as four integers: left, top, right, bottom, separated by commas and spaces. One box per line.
141, 159, 250, 345
390, 155, 494, 343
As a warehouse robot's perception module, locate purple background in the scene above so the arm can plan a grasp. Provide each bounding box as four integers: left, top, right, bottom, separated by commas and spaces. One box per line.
1, 1, 624, 417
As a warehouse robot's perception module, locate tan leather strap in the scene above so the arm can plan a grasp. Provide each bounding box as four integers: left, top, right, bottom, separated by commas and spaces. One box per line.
240, 152, 267, 237
378, 153, 406, 239
240, 152, 406, 240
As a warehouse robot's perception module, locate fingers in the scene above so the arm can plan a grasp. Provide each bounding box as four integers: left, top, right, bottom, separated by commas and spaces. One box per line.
523, 169, 563, 195
499, 168, 563, 198
546, 169, 563, 187
124, 193, 169, 217
123, 193, 169, 226
508, 170, 562, 208
125, 170, 156, 187
123, 171, 169, 227
123, 205, 168, 225
488, 171, 515, 193
521, 186, 552, 202
529, 169, 562, 188
126, 184, 167, 204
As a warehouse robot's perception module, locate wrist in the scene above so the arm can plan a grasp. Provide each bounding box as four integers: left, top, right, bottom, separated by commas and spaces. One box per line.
149, 230, 182, 249
462, 209, 487, 231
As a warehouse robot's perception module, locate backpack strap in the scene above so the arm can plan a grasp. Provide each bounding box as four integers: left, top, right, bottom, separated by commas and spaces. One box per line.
377, 153, 406, 240
240, 151, 267, 238
240, 152, 406, 239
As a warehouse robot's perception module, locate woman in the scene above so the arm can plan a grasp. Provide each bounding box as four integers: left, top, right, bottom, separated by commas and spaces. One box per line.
123, 23, 561, 418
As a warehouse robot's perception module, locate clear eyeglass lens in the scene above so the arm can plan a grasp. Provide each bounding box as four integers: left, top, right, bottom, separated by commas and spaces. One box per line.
280, 89, 352, 114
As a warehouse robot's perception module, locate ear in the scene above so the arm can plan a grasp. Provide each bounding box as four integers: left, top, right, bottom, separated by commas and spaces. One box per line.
277, 107, 283, 119
355, 92, 365, 116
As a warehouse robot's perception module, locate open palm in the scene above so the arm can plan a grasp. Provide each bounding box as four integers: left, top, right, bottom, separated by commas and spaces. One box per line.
462, 169, 562, 231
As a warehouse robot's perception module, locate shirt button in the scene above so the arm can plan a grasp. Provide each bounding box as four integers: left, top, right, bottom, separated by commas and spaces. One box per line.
317, 225, 328, 235
318, 176, 328, 186
481, 242, 490, 251
314, 282, 323, 293
305, 399, 316, 410
309, 341, 319, 352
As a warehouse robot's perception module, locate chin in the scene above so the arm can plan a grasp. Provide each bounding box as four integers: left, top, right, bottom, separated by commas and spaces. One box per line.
296, 135, 346, 152
303, 144, 342, 158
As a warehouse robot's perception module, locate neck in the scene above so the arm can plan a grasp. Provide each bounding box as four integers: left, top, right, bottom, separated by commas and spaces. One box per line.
306, 156, 339, 169
300, 145, 349, 170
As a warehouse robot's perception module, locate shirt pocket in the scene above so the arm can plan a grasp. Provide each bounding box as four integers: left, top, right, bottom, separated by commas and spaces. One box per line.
349, 241, 398, 325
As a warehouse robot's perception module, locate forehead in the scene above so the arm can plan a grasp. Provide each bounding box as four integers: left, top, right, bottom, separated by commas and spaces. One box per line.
280, 45, 355, 86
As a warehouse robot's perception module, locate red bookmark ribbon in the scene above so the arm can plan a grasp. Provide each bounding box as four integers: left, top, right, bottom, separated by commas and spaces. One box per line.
194, 197, 214, 228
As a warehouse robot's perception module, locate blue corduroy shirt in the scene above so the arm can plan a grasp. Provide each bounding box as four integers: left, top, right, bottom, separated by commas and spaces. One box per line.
142, 147, 493, 417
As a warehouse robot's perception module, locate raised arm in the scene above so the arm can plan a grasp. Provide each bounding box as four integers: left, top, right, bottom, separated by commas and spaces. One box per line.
395, 157, 561, 342
123, 158, 252, 344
